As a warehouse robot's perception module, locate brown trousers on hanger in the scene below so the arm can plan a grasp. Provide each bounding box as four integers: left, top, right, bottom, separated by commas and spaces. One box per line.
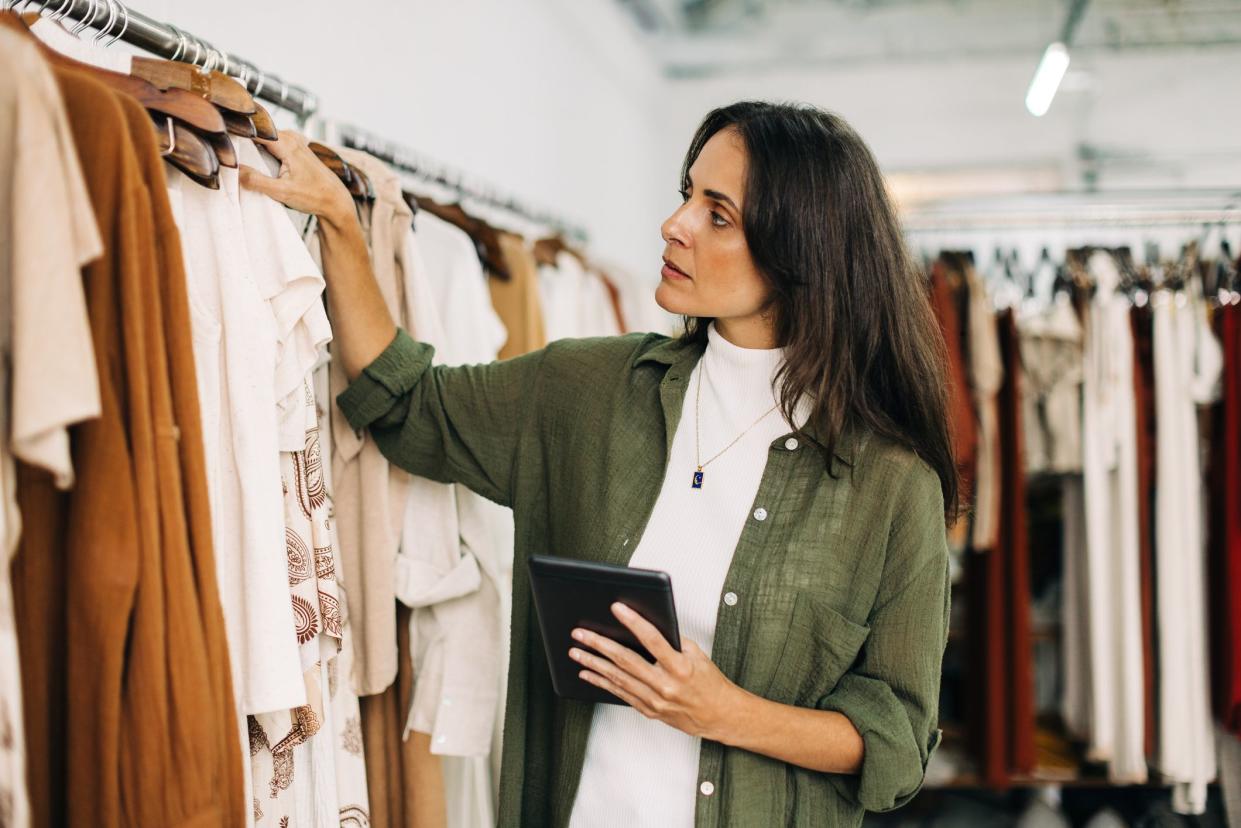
360, 603, 448, 828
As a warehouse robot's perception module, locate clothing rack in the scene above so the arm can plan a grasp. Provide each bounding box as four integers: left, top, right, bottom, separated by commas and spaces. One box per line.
8, 0, 318, 119
902, 189, 1241, 232
13, 0, 595, 245
336, 124, 591, 245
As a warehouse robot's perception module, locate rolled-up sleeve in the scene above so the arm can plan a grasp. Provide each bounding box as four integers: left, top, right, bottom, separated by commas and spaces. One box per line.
335, 327, 547, 507
815, 461, 950, 812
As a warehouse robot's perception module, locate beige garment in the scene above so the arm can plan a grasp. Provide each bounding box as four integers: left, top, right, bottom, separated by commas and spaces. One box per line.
250, 375, 371, 826
0, 30, 102, 828
490, 232, 547, 359
1019, 293, 1084, 475
965, 263, 1004, 551
326, 150, 414, 697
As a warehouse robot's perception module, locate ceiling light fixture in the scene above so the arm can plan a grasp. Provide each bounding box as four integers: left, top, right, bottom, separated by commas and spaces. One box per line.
1026, 0, 1089, 117
1025, 42, 1071, 117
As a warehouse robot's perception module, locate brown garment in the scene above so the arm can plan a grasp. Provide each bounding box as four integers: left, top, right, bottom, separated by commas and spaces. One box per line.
490, 232, 547, 359
6, 21, 242, 825
359, 604, 447, 828
1130, 304, 1159, 759
929, 257, 978, 510
964, 309, 1035, 786
997, 310, 1035, 775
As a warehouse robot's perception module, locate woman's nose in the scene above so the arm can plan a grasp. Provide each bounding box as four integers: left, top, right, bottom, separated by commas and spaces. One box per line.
661, 204, 690, 248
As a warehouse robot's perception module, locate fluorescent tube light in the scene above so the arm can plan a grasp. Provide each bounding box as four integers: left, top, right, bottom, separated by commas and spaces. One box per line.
1025, 42, 1070, 117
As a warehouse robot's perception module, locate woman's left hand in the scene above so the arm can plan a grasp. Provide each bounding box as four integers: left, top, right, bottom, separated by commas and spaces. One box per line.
570, 602, 744, 742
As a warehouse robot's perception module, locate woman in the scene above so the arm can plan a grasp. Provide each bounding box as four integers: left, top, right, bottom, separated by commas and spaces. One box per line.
240, 101, 954, 827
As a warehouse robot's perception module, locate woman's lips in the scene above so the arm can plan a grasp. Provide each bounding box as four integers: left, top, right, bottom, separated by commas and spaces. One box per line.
662, 259, 691, 281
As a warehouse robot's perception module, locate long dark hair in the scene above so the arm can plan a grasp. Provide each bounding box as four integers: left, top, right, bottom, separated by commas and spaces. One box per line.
679, 101, 960, 520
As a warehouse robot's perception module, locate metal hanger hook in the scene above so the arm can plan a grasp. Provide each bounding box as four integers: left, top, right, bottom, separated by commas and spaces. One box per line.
48, 0, 74, 21
93, 0, 118, 44
168, 24, 186, 62
70, 0, 101, 35
104, 0, 128, 47
160, 117, 176, 158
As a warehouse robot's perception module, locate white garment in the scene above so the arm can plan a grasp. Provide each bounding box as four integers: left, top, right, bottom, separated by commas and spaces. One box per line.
416, 211, 507, 363
395, 216, 503, 758
571, 323, 808, 828
579, 266, 623, 338
0, 32, 104, 828
1152, 284, 1221, 814
415, 210, 513, 825
1079, 251, 1146, 782
538, 254, 586, 342
539, 251, 623, 341
169, 140, 324, 718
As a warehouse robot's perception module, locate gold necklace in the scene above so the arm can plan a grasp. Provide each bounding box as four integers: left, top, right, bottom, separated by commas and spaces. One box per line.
692, 358, 779, 490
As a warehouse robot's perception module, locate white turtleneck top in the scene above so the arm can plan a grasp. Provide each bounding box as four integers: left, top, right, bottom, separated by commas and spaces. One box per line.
568, 322, 807, 828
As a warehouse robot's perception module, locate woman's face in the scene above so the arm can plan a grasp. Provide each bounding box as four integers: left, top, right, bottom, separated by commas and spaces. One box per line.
657, 128, 771, 334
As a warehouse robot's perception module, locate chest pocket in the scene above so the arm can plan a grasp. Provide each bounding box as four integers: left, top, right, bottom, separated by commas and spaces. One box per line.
764, 592, 870, 706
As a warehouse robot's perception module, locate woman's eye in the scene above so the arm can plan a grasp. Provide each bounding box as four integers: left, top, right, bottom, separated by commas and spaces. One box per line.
711, 211, 728, 228
677, 188, 689, 203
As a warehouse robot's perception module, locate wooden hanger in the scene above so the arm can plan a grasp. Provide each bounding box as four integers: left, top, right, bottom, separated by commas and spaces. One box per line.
309, 142, 369, 200
533, 236, 565, 268
130, 56, 257, 114
3, 11, 226, 183
249, 102, 279, 141
221, 109, 257, 138
153, 113, 220, 189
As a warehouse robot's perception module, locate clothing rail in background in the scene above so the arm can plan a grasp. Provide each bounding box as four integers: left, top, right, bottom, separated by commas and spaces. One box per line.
902, 189, 1241, 232
335, 124, 591, 245
6, 0, 318, 119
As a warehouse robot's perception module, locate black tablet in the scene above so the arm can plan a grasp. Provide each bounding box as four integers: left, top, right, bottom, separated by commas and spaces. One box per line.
527, 555, 681, 706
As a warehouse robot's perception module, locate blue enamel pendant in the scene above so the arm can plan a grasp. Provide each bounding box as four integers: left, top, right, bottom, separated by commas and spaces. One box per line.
692, 469, 704, 489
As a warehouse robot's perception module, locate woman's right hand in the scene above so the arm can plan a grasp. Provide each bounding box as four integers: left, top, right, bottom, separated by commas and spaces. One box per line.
239, 130, 357, 230
241, 130, 397, 380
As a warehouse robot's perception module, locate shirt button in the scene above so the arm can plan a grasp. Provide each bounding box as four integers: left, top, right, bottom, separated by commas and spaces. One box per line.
785, 437, 799, 451
753, 507, 768, 522
436, 735, 447, 745
699, 780, 715, 796
443, 698, 453, 707
723, 592, 738, 607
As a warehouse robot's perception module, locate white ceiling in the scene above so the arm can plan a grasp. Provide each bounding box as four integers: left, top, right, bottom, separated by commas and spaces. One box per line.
614, 0, 1241, 76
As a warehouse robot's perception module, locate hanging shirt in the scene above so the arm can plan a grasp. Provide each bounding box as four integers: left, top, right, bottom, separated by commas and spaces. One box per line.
1080, 251, 1146, 783
417, 208, 514, 825
0, 29, 103, 828
169, 141, 312, 718
1153, 281, 1222, 814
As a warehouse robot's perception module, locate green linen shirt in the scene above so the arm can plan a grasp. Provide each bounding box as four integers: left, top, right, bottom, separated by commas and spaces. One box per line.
336, 328, 949, 827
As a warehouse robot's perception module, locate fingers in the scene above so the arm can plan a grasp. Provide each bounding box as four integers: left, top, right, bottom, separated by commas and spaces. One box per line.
612, 602, 680, 663
238, 163, 287, 198
254, 129, 303, 161
579, 669, 654, 716
570, 648, 661, 713
572, 627, 661, 687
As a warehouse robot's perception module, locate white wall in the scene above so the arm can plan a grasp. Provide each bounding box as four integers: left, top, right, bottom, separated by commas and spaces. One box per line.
133, 2, 1241, 291
144, 0, 669, 282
